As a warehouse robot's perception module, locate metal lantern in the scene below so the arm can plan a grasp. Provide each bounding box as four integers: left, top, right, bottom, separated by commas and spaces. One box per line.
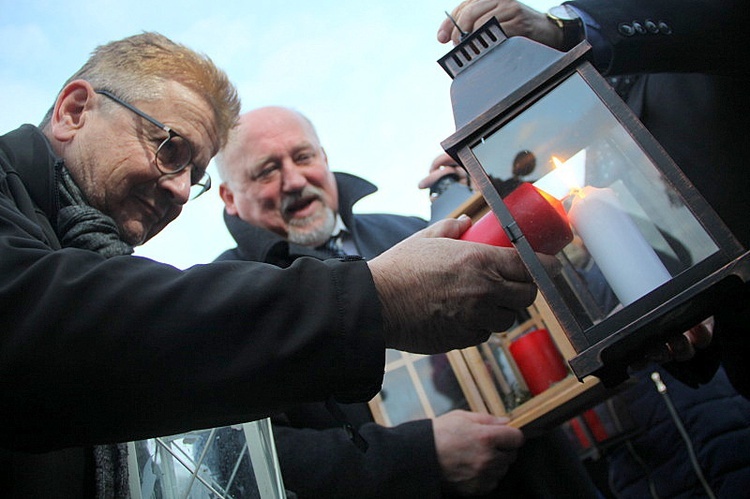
439, 19, 750, 386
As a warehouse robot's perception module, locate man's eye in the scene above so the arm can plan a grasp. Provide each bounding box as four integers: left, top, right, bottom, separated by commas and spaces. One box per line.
254, 165, 279, 181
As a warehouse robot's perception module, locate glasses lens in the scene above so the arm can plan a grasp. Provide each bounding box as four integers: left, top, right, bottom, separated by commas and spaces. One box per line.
189, 172, 211, 200
156, 134, 191, 174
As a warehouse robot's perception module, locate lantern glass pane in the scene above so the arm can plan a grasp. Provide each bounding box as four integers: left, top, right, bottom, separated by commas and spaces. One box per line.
471, 73, 718, 325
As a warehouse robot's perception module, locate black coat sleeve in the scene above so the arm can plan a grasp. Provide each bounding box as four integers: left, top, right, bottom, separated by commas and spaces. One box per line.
273, 417, 441, 499
0, 196, 385, 451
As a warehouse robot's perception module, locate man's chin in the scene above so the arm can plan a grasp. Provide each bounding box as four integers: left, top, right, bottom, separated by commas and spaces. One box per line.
285, 207, 335, 247
122, 211, 178, 246
120, 222, 155, 247
287, 231, 328, 248
287, 223, 331, 247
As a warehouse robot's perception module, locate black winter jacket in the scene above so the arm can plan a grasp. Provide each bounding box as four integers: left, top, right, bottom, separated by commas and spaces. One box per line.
0, 125, 386, 494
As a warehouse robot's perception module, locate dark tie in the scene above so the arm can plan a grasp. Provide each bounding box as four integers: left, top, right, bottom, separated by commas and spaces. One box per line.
321, 233, 347, 257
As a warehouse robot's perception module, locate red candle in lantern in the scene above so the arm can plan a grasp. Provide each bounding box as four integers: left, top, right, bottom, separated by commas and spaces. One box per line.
460, 182, 572, 255
509, 328, 568, 395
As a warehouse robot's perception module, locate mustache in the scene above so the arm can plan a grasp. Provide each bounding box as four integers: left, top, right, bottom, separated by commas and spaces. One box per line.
280, 185, 325, 215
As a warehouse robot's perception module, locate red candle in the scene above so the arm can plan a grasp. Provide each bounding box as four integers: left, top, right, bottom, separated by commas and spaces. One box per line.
569, 417, 593, 449
460, 182, 572, 255
509, 328, 568, 395
582, 408, 609, 442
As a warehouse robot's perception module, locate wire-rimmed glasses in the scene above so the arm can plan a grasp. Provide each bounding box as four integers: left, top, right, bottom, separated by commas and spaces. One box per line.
95, 90, 211, 200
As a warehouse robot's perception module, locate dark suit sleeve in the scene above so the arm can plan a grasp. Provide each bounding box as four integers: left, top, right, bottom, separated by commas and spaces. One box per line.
273, 418, 442, 499
568, 0, 747, 75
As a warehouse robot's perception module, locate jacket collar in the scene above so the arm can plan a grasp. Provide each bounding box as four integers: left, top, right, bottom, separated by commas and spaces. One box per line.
223, 172, 377, 265
2, 124, 62, 221
333, 172, 377, 230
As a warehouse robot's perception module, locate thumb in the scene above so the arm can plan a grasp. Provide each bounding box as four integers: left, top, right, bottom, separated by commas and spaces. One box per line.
419, 215, 472, 240
461, 411, 511, 426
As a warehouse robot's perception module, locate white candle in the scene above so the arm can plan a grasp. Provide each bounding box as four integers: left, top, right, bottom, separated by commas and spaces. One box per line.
568, 186, 671, 306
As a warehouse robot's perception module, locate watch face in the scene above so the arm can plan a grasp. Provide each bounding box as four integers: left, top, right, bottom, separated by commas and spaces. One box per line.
548, 5, 577, 22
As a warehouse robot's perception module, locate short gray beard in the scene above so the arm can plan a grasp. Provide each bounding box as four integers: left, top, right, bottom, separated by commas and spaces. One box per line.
287, 207, 336, 248
281, 185, 336, 248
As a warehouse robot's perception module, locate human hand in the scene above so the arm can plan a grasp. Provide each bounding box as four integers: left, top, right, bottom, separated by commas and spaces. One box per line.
368, 216, 549, 354
643, 318, 714, 365
433, 410, 524, 496
417, 152, 469, 191
438, 0, 562, 49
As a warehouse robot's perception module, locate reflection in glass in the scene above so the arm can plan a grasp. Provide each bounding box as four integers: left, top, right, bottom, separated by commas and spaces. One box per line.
130, 421, 285, 498
482, 335, 531, 410
381, 367, 427, 426
471, 73, 718, 329
416, 355, 469, 416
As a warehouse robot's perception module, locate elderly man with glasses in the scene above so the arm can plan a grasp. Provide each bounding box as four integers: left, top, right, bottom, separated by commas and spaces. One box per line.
0, 32, 542, 496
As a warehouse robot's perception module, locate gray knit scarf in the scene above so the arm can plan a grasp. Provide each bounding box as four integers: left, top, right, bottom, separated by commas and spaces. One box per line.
57, 166, 134, 258
56, 165, 133, 498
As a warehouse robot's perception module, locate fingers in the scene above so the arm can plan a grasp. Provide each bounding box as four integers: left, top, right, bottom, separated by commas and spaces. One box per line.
418, 152, 467, 189
369, 232, 538, 354
417, 168, 461, 190
438, 0, 488, 45
487, 421, 525, 449
438, 0, 554, 48
475, 309, 516, 337
454, 422, 523, 495
666, 333, 696, 362
537, 252, 562, 277
685, 321, 713, 349
451, 0, 501, 44
491, 247, 534, 283
431, 152, 459, 170
433, 409, 523, 495
493, 282, 537, 309
459, 245, 538, 330
438, 1, 471, 43
451, 410, 510, 426
437, 16, 456, 43
642, 320, 714, 366
415, 215, 472, 239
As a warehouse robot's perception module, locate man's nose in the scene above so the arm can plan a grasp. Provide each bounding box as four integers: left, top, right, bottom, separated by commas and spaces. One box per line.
281, 164, 307, 192
159, 168, 191, 205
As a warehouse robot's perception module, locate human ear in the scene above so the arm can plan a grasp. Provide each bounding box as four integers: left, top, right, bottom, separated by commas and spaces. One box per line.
219, 182, 239, 215
49, 80, 96, 143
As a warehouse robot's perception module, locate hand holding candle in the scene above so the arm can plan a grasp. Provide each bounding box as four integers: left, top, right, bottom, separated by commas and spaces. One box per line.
460, 182, 573, 255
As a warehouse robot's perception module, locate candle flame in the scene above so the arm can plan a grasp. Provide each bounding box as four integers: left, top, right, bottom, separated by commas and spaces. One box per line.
551, 155, 583, 195
533, 149, 587, 200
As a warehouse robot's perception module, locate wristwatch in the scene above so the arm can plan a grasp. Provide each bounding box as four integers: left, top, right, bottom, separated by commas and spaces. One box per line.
546, 5, 584, 51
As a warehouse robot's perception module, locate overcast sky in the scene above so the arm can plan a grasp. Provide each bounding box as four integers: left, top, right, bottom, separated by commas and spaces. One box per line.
1, 0, 556, 269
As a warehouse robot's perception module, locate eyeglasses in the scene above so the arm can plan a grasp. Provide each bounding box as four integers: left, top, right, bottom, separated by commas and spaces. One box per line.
95, 90, 211, 200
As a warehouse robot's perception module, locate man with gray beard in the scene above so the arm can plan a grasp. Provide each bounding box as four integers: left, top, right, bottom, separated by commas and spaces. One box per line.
214, 106, 420, 259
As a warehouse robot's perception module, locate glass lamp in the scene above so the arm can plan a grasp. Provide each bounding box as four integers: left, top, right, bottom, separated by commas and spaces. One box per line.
439, 19, 750, 386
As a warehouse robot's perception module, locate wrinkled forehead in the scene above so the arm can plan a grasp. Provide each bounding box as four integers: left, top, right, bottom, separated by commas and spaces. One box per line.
225, 113, 319, 174
248, 112, 319, 151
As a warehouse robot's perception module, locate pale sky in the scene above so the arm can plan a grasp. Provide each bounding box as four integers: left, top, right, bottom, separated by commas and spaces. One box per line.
1, 0, 556, 269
